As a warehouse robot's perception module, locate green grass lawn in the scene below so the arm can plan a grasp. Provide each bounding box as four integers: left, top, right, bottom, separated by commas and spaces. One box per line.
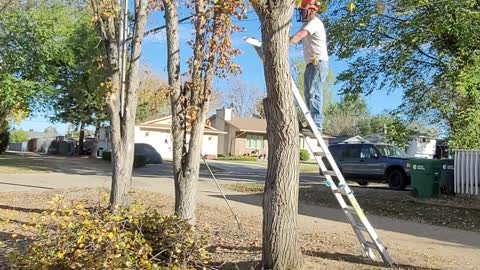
0, 153, 53, 174
215, 159, 319, 173
299, 161, 320, 173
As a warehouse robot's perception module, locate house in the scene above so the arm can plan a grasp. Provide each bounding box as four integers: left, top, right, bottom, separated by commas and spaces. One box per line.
210, 108, 332, 159
97, 116, 225, 160
405, 135, 437, 158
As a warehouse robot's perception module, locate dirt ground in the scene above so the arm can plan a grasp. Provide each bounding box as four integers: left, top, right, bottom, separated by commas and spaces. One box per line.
226, 183, 480, 232
1, 153, 479, 269
0, 188, 478, 270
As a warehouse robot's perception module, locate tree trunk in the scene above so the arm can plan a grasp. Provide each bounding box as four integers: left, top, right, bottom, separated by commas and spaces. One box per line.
252, 1, 303, 269
176, 99, 209, 224
78, 121, 85, 155
0, 112, 6, 130
164, 0, 214, 225
110, 0, 148, 210
91, 0, 148, 210
163, 0, 188, 220
90, 121, 101, 158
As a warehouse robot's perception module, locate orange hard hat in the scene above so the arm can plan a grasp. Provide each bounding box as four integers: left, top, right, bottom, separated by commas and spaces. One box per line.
301, 0, 319, 11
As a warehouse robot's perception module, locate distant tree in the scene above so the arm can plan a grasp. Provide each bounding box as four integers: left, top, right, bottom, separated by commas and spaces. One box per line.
0, 3, 81, 128
136, 68, 169, 123
384, 118, 412, 149
9, 129, 29, 143
209, 91, 223, 112
255, 99, 265, 119
0, 0, 19, 13
50, 5, 109, 155
43, 126, 58, 134
223, 79, 262, 117
446, 56, 480, 149
326, 0, 480, 149
324, 95, 369, 136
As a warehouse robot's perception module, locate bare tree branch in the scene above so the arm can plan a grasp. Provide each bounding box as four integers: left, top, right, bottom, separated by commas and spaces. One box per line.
0, 0, 14, 13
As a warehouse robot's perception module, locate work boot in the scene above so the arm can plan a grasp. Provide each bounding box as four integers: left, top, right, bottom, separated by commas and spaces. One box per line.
298, 123, 314, 137
300, 126, 315, 138
299, 121, 322, 138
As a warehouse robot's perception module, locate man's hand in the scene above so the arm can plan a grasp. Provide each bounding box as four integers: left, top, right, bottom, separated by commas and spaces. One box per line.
289, 29, 309, 45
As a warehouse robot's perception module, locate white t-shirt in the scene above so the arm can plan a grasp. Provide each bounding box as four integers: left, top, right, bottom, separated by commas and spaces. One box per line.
301, 17, 329, 63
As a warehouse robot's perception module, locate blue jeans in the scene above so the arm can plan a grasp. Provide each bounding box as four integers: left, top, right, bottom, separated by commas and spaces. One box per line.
304, 61, 328, 131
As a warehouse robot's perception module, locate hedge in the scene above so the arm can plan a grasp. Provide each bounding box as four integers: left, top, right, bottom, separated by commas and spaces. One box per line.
217, 155, 257, 161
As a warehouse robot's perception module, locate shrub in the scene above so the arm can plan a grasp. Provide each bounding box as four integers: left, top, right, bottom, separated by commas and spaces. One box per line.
300, 149, 310, 161
7, 196, 209, 269
217, 155, 257, 161
101, 151, 111, 161
102, 152, 147, 168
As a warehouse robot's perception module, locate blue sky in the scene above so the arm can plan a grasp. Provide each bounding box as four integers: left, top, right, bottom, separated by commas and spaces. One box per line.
17, 7, 403, 134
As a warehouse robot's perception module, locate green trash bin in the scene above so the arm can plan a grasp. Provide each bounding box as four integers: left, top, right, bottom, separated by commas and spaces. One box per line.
409, 159, 443, 198
440, 159, 455, 195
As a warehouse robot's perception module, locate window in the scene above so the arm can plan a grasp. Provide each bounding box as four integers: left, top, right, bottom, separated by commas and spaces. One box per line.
376, 145, 406, 157
343, 145, 362, 159
246, 135, 264, 149
330, 145, 343, 159
361, 145, 378, 159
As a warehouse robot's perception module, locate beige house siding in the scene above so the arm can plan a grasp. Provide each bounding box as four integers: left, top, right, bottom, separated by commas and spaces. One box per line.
131, 116, 225, 160
224, 125, 239, 156
231, 132, 268, 157
211, 108, 332, 160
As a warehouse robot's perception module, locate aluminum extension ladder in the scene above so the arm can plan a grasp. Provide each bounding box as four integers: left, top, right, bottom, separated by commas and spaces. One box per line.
245, 37, 394, 267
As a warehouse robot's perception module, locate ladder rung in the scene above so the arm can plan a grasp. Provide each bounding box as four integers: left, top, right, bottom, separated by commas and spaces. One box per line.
364, 241, 377, 250
343, 206, 357, 214
333, 188, 347, 195
312, 151, 324, 156
323, 170, 337, 176
354, 223, 368, 232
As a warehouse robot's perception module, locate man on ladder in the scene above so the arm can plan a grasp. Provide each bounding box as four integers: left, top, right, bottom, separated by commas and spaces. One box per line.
289, 0, 329, 136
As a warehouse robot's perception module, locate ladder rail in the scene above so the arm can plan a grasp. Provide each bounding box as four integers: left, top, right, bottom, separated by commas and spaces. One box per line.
245, 37, 394, 267
303, 138, 376, 258
295, 71, 394, 267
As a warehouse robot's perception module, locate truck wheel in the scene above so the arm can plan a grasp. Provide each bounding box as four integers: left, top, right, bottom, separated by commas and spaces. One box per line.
388, 169, 407, 190
97, 148, 104, 159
